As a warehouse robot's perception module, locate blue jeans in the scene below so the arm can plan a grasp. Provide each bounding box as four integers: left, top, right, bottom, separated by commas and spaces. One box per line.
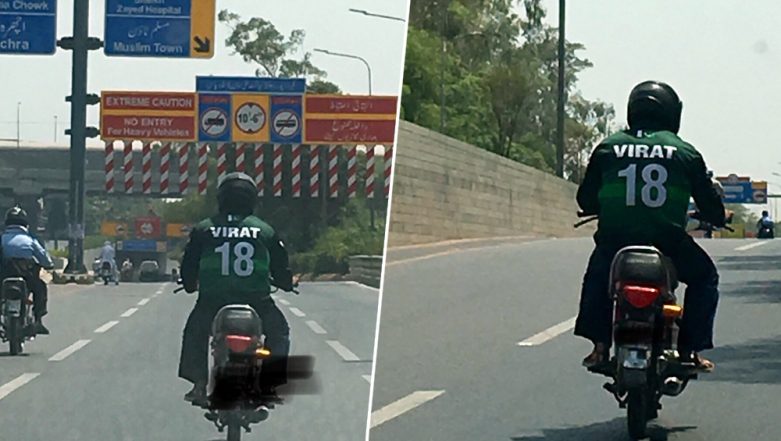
574, 236, 719, 352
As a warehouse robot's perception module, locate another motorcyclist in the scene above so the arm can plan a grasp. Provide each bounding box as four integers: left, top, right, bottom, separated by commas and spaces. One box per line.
757, 210, 774, 238
0, 206, 54, 335
575, 81, 726, 372
178, 172, 295, 405
121, 258, 133, 282
98, 240, 119, 285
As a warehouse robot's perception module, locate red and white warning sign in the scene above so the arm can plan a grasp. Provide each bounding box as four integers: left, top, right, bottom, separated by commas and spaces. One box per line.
101, 91, 197, 142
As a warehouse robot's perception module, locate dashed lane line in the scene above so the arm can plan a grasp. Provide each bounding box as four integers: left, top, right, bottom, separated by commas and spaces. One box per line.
370, 390, 446, 429
94, 320, 119, 334
288, 307, 306, 318
120, 307, 138, 318
516, 316, 577, 346
137, 298, 150, 306
735, 241, 770, 251
326, 340, 360, 362
49, 339, 91, 362
305, 320, 327, 335
0, 373, 40, 401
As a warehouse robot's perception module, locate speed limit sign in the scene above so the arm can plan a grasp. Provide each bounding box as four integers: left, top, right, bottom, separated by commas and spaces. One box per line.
235, 102, 266, 134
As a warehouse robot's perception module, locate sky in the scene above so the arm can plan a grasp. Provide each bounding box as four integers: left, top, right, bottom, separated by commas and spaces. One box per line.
536, 0, 781, 208
0, 0, 409, 146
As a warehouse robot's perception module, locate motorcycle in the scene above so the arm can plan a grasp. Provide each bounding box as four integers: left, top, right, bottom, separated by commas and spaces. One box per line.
757, 222, 774, 239
575, 213, 703, 440
175, 279, 299, 441
99, 261, 117, 285
0, 260, 38, 355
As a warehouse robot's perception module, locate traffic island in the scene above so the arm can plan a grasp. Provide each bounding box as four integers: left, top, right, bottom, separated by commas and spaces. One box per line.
52, 271, 94, 285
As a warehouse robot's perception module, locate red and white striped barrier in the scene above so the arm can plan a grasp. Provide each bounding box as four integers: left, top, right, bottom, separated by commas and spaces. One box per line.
309, 146, 320, 197
198, 143, 208, 195
178, 143, 189, 195
384, 145, 393, 198
123, 141, 133, 194
328, 145, 339, 198
142, 142, 152, 194
254, 145, 264, 196
217, 143, 228, 184
159, 142, 171, 194
272, 144, 283, 197
236, 143, 247, 173
365, 145, 376, 199
346, 146, 357, 198
105, 142, 115, 193
291, 144, 302, 198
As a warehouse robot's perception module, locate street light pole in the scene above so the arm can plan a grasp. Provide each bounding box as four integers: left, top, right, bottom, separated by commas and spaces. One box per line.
556, 0, 566, 178
348, 8, 406, 22
313, 48, 372, 95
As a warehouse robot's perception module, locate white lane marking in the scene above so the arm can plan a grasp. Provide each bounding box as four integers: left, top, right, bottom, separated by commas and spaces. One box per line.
94, 320, 119, 333
305, 320, 327, 335
342, 281, 379, 291
362, 374, 372, 383
0, 373, 40, 400
370, 390, 446, 428
120, 307, 138, 317
735, 241, 770, 251
277, 298, 290, 306
49, 339, 91, 361
155, 288, 164, 295
516, 316, 577, 346
326, 340, 360, 361
288, 307, 306, 317
137, 298, 150, 306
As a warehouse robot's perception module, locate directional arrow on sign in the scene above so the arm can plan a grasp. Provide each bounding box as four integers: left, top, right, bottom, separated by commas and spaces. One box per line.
194, 36, 211, 53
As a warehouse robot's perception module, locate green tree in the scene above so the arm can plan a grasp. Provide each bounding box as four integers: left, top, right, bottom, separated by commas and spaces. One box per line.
218, 10, 327, 82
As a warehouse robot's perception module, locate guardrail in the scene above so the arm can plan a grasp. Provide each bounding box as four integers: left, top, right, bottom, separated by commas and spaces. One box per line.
347, 255, 383, 288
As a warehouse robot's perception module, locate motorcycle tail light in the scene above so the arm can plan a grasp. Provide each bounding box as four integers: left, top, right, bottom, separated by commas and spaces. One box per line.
225, 335, 254, 353
621, 284, 661, 309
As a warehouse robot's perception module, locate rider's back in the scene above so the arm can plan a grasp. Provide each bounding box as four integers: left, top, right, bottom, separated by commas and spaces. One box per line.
579, 129, 711, 249
192, 213, 276, 299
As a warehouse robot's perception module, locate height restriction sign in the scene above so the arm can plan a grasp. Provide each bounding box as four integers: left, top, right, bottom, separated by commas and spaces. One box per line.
231, 94, 270, 142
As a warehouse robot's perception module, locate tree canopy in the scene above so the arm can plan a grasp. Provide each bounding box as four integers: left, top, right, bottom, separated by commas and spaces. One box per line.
402, 0, 615, 182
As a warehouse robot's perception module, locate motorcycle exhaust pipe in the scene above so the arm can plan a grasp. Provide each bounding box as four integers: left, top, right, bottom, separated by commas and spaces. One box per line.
661, 377, 685, 396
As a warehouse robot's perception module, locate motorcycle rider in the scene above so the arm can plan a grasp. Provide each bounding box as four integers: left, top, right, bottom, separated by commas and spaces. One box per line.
0, 206, 54, 335
98, 240, 119, 285
757, 210, 774, 238
178, 172, 295, 405
575, 81, 726, 372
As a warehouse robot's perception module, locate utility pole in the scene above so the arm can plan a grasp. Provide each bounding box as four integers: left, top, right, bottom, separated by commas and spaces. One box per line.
556, 0, 566, 178
16, 102, 20, 148
58, 0, 102, 274
54, 115, 58, 142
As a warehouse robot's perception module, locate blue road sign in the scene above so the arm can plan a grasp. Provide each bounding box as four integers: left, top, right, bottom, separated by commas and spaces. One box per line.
0, 0, 57, 55
270, 95, 303, 144
196, 76, 306, 94
198, 93, 231, 142
104, 0, 214, 58
120, 239, 157, 252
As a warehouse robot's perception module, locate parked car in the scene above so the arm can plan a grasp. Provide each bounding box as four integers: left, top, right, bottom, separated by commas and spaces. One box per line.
138, 260, 160, 282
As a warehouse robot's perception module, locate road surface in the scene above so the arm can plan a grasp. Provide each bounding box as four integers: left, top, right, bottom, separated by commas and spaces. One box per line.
370, 237, 781, 440
0, 280, 377, 441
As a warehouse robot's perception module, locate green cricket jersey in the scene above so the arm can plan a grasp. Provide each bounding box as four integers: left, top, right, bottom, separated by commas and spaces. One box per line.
577, 129, 725, 246
181, 213, 291, 298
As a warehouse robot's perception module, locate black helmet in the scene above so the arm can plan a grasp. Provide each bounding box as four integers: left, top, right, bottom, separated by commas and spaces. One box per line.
763, 210, 769, 217
5, 205, 28, 227
627, 81, 683, 134
217, 172, 257, 216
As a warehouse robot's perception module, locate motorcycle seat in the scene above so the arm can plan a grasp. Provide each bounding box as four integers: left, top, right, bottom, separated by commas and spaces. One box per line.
212, 304, 263, 338
610, 246, 678, 295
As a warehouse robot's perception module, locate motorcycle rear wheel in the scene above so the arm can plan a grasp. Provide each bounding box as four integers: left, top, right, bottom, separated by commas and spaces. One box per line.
627, 389, 649, 440
226, 421, 241, 441
8, 317, 23, 355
